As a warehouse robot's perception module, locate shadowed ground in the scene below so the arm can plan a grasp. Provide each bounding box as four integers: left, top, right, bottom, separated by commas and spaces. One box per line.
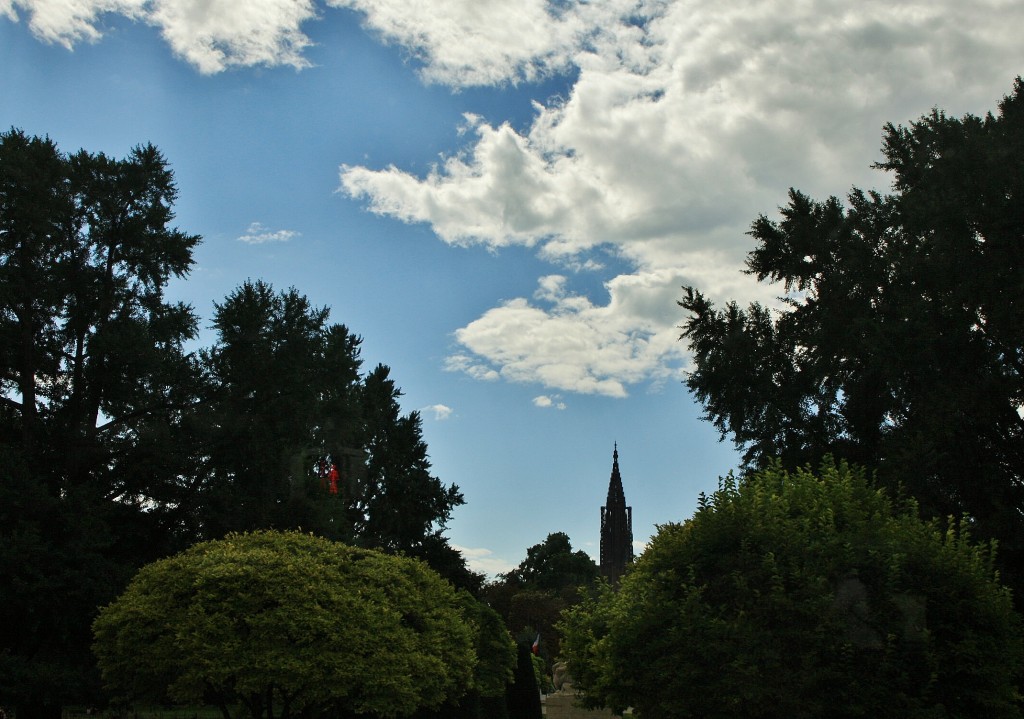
543, 685, 624, 718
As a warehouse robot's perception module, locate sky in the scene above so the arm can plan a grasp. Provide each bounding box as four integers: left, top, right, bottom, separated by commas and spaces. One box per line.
3, 0, 1022, 577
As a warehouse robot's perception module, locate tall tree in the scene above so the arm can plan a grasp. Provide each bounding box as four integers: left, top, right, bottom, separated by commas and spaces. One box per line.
195, 282, 474, 587
679, 79, 1024, 595
0, 130, 477, 717
504, 532, 599, 594
355, 365, 465, 552
0, 130, 201, 718
196, 280, 362, 539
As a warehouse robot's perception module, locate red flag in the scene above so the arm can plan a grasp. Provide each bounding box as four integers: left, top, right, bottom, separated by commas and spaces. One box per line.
531, 634, 540, 655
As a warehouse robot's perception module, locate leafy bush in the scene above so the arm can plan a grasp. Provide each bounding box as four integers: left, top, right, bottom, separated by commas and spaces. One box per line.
561, 460, 1024, 718
93, 531, 476, 719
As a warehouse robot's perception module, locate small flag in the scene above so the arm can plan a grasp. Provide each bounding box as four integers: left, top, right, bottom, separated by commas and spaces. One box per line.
531, 633, 540, 655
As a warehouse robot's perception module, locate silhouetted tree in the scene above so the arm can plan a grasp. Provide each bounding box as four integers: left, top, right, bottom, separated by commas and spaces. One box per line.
194, 282, 475, 586
0, 130, 201, 718
505, 531, 599, 594
195, 280, 361, 539
0, 130, 479, 718
483, 532, 599, 667
355, 365, 464, 549
680, 79, 1024, 597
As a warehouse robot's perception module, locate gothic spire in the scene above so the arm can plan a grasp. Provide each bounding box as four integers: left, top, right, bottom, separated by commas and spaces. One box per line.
600, 443, 633, 585
606, 442, 625, 507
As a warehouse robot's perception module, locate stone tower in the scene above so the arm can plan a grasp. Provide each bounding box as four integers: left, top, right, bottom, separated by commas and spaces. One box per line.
600, 443, 633, 585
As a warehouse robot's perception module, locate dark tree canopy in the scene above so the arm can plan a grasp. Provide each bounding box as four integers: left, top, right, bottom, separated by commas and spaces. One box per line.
1, 130, 201, 716
482, 532, 599, 667
504, 532, 600, 593
560, 461, 1024, 719
355, 364, 465, 553
679, 79, 1024, 594
0, 130, 476, 716
193, 279, 472, 589
195, 279, 363, 539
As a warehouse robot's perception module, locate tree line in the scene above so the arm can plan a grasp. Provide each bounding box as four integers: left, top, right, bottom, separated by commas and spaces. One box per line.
0, 129, 472, 718
560, 79, 1024, 717
8, 73, 1024, 718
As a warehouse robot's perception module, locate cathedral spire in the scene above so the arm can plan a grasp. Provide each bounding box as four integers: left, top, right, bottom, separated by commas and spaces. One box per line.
606, 442, 625, 506
600, 443, 633, 585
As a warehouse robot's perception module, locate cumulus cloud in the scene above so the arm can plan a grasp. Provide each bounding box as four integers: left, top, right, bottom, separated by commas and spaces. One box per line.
451, 270, 725, 397
3, 0, 645, 78
148, 0, 317, 73
342, 1, 1024, 264
3, 0, 317, 72
328, 0, 648, 86
12, 0, 1021, 396
1, 0, 146, 47
422, 403, 454, 420
238, 222, 300, 244
448, 265, 768, 398
339, 0, 1024, 396
452, 544, 514, 577
533, 395, 566, 410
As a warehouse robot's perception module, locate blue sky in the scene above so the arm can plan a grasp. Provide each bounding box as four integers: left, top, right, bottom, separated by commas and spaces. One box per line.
3, 0, 1022, 576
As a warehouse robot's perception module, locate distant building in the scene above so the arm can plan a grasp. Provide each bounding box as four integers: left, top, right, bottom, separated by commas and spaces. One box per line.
600, 443, 633, 585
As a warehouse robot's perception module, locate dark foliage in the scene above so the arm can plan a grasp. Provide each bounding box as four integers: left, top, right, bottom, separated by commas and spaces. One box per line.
483, 532, 599, 663
680, 79, 1024, 597
561, 461, 1024, 718
1, 130, 201, 717
0, 130, 477, 713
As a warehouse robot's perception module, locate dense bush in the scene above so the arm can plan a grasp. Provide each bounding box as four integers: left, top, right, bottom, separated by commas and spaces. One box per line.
93, 531, 477, 719
561, 461, 1024, 718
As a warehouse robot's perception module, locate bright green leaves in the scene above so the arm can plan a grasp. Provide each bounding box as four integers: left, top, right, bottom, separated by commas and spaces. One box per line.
93, 531, 479, 719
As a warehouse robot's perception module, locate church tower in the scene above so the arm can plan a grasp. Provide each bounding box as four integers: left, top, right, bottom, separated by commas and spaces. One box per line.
600, 443, 633, 585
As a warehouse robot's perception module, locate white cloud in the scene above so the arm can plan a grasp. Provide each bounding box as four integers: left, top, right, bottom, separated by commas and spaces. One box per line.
2, 0, 146, 47
238, 222, 300, 244
327, 0, 650, 86
452, 279, 667, 398
533, 395, 566, 410
443, 354, 500, 381
340, 0, 1024, 396
448, 267, 765, 397
4, 0, 648, 78
149, 0, 317, 74
341, 1, 1024, 265
452, 544, 514, 577
4, 0, 317, 72
12, 0, 1021, 396
422, 403, 453, 420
